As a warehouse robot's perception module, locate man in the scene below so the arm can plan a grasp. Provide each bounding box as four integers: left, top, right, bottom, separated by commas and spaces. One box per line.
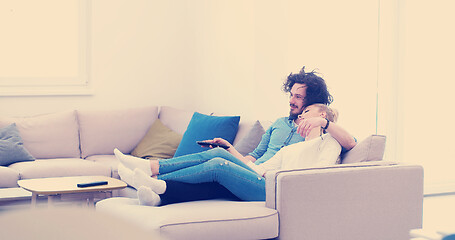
124, 66, 356, 205
250, 66, 356, 166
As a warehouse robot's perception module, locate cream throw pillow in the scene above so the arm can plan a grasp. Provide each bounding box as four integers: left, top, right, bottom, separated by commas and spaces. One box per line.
341, 135, 386, 164
234, 120, 266, 156
131, 119, 182, 160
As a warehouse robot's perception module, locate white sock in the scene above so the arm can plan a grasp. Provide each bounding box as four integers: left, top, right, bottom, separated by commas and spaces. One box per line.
114, 148, 152, 176
117, 163, 140, 189
133, 168, 166, 194
137, 186, 161, 206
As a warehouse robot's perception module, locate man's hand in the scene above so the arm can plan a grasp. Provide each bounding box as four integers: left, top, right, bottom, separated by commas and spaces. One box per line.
200, 138, 232, 149
211, 138, 232, 148
297, 117, 325, 137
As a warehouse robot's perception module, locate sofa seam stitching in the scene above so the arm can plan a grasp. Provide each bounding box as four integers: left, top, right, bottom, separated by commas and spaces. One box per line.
158, 211, 279, 228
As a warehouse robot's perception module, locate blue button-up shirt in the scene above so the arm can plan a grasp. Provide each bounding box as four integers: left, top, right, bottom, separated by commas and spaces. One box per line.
250, 117, 305, 165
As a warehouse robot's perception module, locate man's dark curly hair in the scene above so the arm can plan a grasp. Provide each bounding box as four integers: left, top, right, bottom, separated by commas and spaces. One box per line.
282, 66, 333, 106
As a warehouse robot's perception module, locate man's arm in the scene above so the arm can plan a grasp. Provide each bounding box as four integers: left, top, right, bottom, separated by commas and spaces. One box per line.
324, 121, 357, 151
227, 145, 257, 164
243, 155, 257, 163
297, 117, 357, 151
205, 120, 277, 164
247, 124, 273, 161
209, 138, 257, 164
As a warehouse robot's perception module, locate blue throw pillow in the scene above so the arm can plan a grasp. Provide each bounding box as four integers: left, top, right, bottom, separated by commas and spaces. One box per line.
0, 123, 35, 166
173, 112, 240, 157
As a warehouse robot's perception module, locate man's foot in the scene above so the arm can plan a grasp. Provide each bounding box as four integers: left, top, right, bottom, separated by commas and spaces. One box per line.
133, 168, 166, 194
137, 186, 161, 206
114, 148, 152, 175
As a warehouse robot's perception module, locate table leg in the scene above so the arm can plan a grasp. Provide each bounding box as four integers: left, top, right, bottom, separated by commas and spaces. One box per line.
48, 195, 57, 208
88, 194, 94, 208
31, 193, 37, 208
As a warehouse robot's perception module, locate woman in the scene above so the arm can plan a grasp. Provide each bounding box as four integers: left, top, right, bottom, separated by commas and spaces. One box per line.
115, 103, 342, 206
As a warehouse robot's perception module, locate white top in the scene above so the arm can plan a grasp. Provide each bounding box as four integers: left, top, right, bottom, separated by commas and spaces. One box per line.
247, 133, 342, 176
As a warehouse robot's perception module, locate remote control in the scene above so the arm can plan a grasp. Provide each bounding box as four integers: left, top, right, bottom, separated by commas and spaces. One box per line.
77, 181, 108, 188
196, 141, 230, 149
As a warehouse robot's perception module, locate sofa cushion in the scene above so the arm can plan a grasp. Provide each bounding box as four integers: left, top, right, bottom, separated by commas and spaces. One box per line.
131, 119, 182, 160
233, 120, 266, 156
96, 198, 279, 240
9, 159, 112, 179
173, 112, 240, 157
232, 119, 255, 146
158, 106, 195, 135
160, 107, 253, 149
0, 111, 80, 159
0, 166, 20, 188
0, 123, 35, 166
78, 106, 159, 158
85, 155, 119, 179
0, 207, 153, 240
341, 135, 386, 164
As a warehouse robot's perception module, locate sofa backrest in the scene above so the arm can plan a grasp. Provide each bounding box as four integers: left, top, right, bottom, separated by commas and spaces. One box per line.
158, 106, 194, 135
77, 106, 159, 158
158, 106, 259, 146
3, 105, 377, 162
340, 135, 386, 164
0, 111, 80, 159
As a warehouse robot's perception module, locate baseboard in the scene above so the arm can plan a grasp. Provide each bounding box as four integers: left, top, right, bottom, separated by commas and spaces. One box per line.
424, 182, 455, 196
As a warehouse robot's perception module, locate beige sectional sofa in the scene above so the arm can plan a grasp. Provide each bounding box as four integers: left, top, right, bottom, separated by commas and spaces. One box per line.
0, 106, 424, 240
0, 106, 159, 187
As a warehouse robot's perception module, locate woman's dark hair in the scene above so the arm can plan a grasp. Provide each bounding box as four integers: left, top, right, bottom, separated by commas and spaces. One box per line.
282, 66, 333, 106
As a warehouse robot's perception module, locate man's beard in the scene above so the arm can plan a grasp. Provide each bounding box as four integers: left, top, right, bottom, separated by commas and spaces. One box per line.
288, 105, 302, 120
289, 113, 301, 120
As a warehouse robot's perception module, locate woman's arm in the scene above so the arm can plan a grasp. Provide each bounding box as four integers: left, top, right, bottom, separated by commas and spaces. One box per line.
297, 117, 357, 151
253, 150, 284, 176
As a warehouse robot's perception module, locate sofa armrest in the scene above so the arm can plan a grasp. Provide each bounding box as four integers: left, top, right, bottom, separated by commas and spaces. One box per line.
265, 162, 424, 240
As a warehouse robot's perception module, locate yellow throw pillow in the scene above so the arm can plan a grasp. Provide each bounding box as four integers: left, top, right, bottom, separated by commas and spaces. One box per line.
131, 119, 182, 160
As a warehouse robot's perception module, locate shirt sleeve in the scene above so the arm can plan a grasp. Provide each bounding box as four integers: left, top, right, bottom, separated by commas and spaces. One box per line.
314, 136, 342, 167
250, 149, 284, 177
248, 124, 273, 160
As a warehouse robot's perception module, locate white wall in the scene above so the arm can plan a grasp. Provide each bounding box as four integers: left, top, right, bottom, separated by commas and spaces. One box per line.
4, 0, 455, 194
0, 0, 379, 142
398, 0, 455, 193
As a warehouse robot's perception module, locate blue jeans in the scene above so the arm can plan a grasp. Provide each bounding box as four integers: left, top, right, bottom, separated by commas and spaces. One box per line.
157, 148, 265, 201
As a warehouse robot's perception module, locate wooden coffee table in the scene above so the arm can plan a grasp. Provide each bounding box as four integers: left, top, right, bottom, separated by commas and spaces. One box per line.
18, 176, 127, 208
